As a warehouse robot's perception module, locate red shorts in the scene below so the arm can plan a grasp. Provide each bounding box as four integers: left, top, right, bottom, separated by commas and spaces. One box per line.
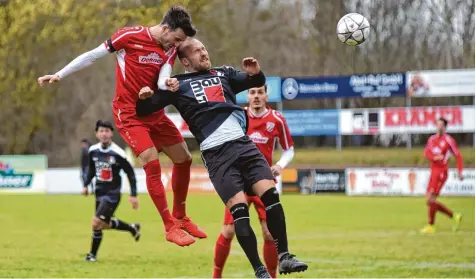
113, 107, 184, 157
427, 168, 448, 196
223, 195, 267, 225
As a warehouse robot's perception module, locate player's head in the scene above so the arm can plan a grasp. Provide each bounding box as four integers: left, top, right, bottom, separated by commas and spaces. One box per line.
178, 38, 211, 72
95, 120, 114, 145
80, 138, 90, 149
436, 117, 447, 135
157, 6, 196, 51
248, 85, 268, 110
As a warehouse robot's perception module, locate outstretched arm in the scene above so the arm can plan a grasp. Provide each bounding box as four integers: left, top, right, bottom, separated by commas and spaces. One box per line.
38, 44, 109, 86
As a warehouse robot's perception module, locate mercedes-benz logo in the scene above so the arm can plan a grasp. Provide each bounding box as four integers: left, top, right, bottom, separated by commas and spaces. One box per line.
282, 78, 299, 100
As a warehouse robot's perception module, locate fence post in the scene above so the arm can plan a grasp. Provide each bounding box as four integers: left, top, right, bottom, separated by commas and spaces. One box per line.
336, 98, 342, 151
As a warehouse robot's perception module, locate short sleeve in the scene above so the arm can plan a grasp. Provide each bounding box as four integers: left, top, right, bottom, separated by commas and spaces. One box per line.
104, 26, 144, 53
165, 47, 178, 66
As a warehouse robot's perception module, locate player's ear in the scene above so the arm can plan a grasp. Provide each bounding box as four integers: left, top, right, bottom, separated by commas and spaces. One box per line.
180, 57, 189, 67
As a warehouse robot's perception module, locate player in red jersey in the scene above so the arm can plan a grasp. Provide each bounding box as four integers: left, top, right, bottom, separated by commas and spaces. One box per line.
421, 117, 463, 234
213, 84, 295, 278
37, 6, 206, 246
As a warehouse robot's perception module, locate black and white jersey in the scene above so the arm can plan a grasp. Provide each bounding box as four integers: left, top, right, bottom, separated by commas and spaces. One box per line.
136, 66, 265, 149
84, 142, 137, 196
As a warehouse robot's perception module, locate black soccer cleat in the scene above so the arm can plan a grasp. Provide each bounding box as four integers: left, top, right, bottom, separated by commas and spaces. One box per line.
278, 253, 308, 275
254, 266, 271, 278
85, 253, 97, 262
131, 223, 141, 242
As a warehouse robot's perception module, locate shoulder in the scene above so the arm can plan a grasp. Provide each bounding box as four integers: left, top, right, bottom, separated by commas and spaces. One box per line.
110, 143, 127, 159
444, 134, 456, 143
88, 143, 101, 153
270, 110, 286, 122
111, 26, 147, 41
214, 66, 236, 76
427, 134, 437, 142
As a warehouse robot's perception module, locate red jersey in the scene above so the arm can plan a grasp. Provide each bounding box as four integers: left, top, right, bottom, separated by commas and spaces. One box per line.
246, 107, 294, 165
104, 26, 177, 112
424, 133, 463, 172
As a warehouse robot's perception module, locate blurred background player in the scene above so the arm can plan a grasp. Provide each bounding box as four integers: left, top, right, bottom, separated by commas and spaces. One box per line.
37, 6, 205, 246
80, 138, 91, 185
213, 84, 295, 278
83, 120, 140, 262
421, 117, 463, 234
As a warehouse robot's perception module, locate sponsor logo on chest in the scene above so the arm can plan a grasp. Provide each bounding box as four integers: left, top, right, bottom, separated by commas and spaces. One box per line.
249, 131, 269, 144
138, 52, 163, 65
431, 146, 442, 154
190, 77, 223, 104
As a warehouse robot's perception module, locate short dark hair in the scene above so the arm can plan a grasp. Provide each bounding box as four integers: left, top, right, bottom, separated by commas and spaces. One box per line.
248, 84, 268, 94
438, 117, 448, 127
161, 6, 196, 37
80, 138, 90, 144
95, 120, 114, 132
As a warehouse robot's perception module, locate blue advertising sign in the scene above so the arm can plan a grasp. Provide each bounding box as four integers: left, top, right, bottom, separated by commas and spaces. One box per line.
236, 76, 282, 103
282, 73, 406, 100
282, 110, 339, 136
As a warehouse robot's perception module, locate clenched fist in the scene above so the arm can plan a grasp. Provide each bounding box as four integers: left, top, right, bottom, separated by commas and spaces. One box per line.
138, 86, 154, 100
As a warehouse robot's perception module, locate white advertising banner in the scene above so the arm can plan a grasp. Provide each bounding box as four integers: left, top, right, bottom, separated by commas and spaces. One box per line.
407, 69, 475, 97
0, 155, 47, 194
346, 168, 475, 196
46, 168, 216, 194
340, 106, 474, 135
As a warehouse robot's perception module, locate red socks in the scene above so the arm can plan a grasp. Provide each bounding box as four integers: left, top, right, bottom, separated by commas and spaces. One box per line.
435, 201, 453, 218
213, 234, 232, 278
263, 240, 278, 278
143, 160, 174, 230
171, 159, 192, 219
428, 200, 454, 225
428, 201, 437, 225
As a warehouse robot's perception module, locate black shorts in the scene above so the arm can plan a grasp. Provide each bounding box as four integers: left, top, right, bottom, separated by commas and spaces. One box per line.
95, 194, 120, 223
201, 136, 274, 204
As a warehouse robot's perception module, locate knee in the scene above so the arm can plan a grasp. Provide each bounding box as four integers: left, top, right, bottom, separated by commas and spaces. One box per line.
229, 203, 251, 237
171, 148, 192, 164
139, 148, 159, 165
426, 194, 436, 205
260, 187, 280, 207
222, 224, 235, 239
91, 217, 108, 230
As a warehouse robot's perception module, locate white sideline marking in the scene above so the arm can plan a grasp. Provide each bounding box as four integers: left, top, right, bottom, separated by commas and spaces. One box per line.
288, 230, 472, 240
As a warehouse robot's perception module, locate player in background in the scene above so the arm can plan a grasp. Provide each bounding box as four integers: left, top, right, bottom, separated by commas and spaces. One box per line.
80, 138, 91, 185
83, 120, 140, 262
37, 6, 206, 246
212, 84, 295, 278
421, 118, 463, 234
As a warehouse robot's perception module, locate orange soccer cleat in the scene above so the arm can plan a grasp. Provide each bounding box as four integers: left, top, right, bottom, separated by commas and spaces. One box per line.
165, 224, 196, 247
178, 216, 208, 239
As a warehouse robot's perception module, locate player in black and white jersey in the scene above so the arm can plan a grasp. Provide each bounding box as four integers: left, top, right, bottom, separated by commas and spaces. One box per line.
83, 120, 140, 262
136, 38, 307, 278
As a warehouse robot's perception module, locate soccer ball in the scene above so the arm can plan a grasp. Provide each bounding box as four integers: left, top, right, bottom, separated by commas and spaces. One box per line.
336, 13, 370, 46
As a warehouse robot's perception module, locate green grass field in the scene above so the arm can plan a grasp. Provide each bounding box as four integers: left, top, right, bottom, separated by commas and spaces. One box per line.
0, 193, 473, 278
154, 147, 475, 168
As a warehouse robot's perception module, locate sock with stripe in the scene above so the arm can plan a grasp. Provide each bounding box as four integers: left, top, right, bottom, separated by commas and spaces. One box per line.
261, 187, 289, 256
90, 230, 103, 256
230, 203, 264, 271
